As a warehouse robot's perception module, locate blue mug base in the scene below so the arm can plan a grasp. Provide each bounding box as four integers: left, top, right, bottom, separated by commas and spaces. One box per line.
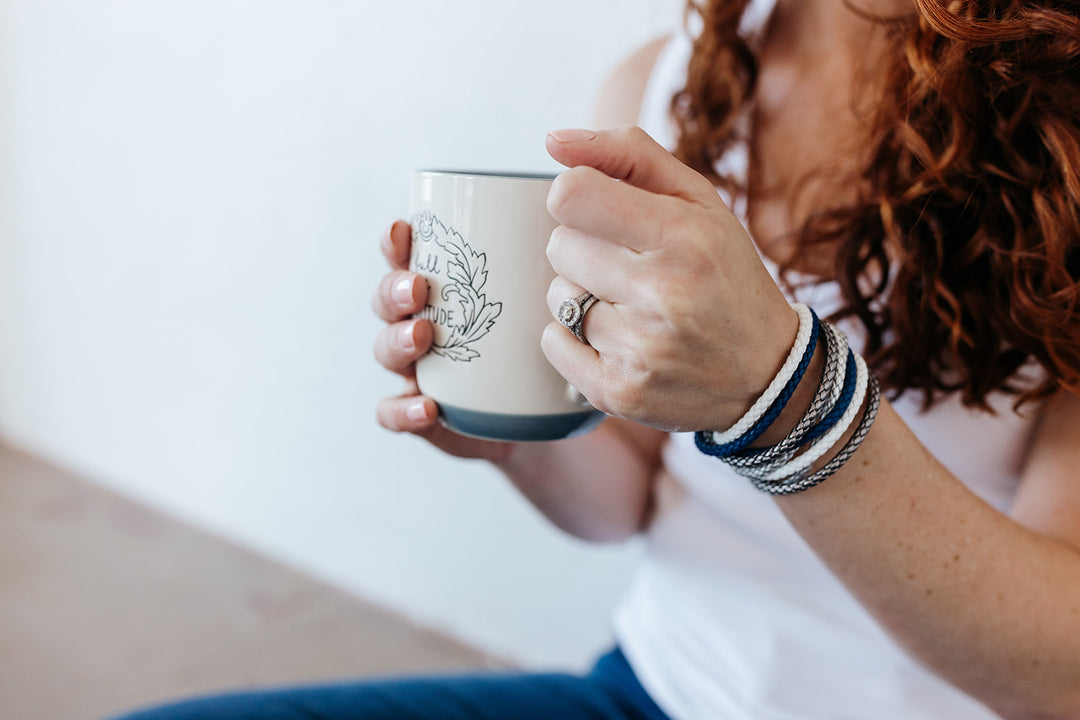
438, 404, 605, 442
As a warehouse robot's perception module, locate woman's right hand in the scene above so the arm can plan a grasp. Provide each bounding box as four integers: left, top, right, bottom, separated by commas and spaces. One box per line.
372, 219, 517, 464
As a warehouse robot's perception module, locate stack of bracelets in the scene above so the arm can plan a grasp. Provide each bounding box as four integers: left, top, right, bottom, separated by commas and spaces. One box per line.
695, 302, 882, 495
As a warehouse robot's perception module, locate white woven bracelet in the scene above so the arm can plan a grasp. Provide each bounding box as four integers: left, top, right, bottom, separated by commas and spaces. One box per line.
724, 321, 849, 471
708, 303, 814, 445
758, 351, 869, 481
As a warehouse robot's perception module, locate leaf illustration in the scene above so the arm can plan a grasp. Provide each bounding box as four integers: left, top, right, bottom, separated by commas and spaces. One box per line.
445, 256, 472, 288
472, 302, 502, 337
432, 344, 480, 362
465, 245, 488, 290
422, 213, 503, 363
437, 231, 471, 284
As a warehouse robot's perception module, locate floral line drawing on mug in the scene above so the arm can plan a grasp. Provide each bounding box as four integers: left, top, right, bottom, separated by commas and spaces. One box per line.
412, 211, 503, 362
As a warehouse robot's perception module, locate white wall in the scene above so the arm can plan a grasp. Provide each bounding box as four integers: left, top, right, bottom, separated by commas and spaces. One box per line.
0, 1, 684, 668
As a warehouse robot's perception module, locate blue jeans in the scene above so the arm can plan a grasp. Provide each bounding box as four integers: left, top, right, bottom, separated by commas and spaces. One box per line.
108, 647, 672, 720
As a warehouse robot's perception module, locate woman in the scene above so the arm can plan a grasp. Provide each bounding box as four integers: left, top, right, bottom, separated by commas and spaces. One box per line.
117, 0, 1080, 717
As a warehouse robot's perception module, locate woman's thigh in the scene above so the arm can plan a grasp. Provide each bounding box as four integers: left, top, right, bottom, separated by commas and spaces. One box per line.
109, 648, 670, 720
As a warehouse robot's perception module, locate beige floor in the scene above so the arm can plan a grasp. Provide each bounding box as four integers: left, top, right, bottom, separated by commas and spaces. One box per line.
0, 441, 501, 720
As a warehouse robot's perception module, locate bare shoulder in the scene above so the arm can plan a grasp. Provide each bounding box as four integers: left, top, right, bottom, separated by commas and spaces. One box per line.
1011, 389, 1080, 550
592, 35, 673, 129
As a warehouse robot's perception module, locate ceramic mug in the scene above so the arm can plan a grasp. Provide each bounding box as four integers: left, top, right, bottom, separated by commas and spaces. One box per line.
409, 169, 604, 442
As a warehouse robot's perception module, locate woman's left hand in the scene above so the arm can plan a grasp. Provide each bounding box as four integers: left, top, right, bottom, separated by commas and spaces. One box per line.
542, 126, 800, 433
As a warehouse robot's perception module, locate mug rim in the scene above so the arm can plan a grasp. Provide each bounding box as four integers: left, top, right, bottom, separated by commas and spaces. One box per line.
416, 169, 558, 181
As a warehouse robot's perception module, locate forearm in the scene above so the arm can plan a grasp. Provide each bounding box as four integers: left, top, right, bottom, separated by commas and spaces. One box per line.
775, 401, 1080, 719
493, 417, 664, 543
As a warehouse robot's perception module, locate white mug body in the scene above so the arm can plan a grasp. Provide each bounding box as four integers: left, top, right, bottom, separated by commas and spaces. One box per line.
409, 170, 602, 442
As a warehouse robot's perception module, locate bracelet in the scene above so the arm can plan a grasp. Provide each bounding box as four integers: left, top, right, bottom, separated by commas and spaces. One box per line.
791, 344, 857, 447
750, 372, 881, 495
695, 307, 821, 457
736, 348, 862, 481
724, 321, 847, 469
754, 352, 869, 481
693, 303, 881, 495
695, 304, 812, 455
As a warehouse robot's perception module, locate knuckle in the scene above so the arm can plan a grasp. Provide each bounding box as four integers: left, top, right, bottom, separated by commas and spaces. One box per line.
396, 402, 419, 429
546, 225, 564, 265
373, 272, 405, 319
377, 272, 395, 301
547, 167, 594, 219
547, 228, 581, 279
540, 322, 557, 352
623, 125, 649, 144
375, 399, 401, 432
372, 328, 396, 367
546, 279, 563, 315
373, 322, 424, 372
547, 174, 572, 218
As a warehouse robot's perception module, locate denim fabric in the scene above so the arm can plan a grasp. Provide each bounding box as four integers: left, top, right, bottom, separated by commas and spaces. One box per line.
108, 647, 672, 720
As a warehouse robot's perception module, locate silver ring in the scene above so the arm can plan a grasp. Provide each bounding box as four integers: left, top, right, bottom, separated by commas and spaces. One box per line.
558, 291, 599, 345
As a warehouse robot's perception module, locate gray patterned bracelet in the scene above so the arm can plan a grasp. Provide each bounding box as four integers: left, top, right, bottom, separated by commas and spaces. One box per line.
750, 371, 881, 495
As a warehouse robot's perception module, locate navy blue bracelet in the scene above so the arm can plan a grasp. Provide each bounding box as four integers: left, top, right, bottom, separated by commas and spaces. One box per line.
695, 309, 821, 458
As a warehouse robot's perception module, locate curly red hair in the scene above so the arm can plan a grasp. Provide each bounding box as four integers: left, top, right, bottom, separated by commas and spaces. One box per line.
673, 0, 1080, 410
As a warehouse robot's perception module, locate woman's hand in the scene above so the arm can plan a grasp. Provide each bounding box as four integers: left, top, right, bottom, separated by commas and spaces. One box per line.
542, 126, 800, 434
373, 220, 516, 463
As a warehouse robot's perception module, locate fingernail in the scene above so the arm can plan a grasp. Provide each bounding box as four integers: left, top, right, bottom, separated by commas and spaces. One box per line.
406, 400, 428, 422
548, 128, 597, 143
392, 276, 414, 306
400, 321, 417, 351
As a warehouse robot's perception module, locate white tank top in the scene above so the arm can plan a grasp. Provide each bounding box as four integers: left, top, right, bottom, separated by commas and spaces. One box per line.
613, 5, 1041, 718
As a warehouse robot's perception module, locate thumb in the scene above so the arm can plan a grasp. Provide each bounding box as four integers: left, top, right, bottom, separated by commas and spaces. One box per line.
545, 126, 719, 205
